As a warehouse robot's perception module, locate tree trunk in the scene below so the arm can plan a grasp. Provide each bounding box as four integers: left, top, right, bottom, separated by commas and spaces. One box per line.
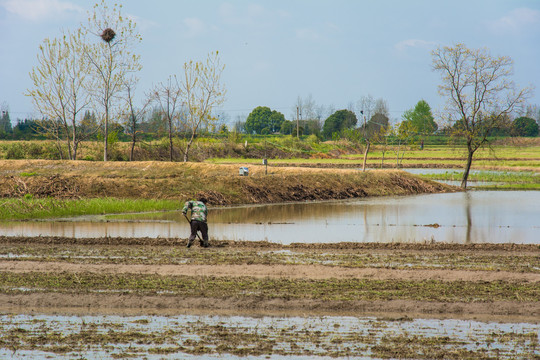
169, 120, 174, 162
71, 126, 77, 160
103, 94, 111, 162
63, 123, 73, 160
104, 109, 109, 162
183, 142, 191, 162
130, 132, 136, 161
461, 143, 474, 189
362, 141, 370, 172
73, 142, 78, 160
183, 133, 196, 162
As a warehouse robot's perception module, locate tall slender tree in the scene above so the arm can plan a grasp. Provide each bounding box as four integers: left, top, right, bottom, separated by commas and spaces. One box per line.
151, 75, 183, 161
82, 0, 142, 161
123, 79, 149, 161
27, 29, 93, 159
180, 51, 226, 162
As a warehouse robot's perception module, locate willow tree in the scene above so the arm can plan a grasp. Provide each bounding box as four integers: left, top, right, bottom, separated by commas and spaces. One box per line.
180, 51, 226, 162
83, 1, 142, 161
432, 43, 532, 188
26, 30, 94, 159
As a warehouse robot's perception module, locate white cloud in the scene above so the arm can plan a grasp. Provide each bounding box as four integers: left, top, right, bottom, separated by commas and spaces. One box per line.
2, 0, 83, 21
488, 8, 540, 34
182, 17, 206, 38
296, 23, 339, 43
125, 13, 158, 32
296, 28, 322, 42
219, 2, 288, 27
394, 39, 436, 52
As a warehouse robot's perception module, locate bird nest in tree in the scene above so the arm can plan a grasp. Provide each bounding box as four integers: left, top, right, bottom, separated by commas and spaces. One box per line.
100, 28, 116, 43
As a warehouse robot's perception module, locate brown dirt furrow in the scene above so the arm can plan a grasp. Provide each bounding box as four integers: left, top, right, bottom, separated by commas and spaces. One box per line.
1, 261, 538, 283
2, 237, 539, 254
0, 293, 538, 320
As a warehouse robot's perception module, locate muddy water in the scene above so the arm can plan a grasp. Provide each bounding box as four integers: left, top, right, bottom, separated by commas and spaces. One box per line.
1, 313, 538, 359
1, 191, 539, 244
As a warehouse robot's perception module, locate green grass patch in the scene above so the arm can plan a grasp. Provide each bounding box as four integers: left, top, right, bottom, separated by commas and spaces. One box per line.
476, 183, 540, 190
419, 170, 540, 189
206, 143, 540, 170
2, 244, 538, 273
1, 272, 538, 302
0, 198, 180, 220
420, 170, 540, 183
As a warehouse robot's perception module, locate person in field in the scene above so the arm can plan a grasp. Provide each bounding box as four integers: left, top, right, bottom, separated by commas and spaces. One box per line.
182, 196, 209, 248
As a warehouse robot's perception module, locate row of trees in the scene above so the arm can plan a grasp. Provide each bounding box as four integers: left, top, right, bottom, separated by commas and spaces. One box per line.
24, 1, 225, 162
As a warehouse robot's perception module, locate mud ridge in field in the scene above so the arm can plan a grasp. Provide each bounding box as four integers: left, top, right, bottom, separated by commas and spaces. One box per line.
1, 236, 538, 252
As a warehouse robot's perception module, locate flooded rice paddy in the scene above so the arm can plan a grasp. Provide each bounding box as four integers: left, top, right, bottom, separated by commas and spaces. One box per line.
1, 312, 538, 359
2, 188, 539, 359
1, 191, 539, 244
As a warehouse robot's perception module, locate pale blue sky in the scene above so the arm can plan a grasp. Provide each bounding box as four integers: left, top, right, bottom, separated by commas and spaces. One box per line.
1, 0, 539, 124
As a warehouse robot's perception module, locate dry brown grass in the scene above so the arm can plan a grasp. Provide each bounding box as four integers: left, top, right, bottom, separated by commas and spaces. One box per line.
0, 160, 457, 204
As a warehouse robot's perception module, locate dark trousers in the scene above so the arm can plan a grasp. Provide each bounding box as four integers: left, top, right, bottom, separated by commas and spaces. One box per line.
189, 220, 208, 244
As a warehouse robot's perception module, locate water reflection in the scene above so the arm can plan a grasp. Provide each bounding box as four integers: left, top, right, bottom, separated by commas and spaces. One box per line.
1, 191, 538, 244
2, 313, 538, 359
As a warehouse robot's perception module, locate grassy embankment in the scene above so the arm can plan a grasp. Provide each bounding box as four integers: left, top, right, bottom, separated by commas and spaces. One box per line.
420, 171, 540, 190
208, 144, 540, 169
208, 143, 540, 189
0, 160, 454, 220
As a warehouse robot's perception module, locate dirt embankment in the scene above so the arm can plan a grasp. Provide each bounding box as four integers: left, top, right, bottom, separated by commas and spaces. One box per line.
0, 160, 457, 204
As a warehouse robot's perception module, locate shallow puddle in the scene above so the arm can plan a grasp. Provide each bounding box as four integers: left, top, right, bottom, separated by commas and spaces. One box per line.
0, 313, 538, 359
1, 191, 539, 244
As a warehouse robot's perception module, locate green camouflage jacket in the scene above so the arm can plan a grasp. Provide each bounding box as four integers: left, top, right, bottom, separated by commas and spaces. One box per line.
182, 200, 208, 222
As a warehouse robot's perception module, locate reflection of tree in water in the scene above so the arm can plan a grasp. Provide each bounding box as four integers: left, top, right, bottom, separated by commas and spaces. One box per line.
465, 192, 472, 244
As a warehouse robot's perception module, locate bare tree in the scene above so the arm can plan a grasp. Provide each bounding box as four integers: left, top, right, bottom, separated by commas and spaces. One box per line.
151, 76, 183, 161
82, 0, 142, 161
432, 43, 532, 188
525, 104, 539, 123
292, 94, 324, 136
357, 95, 389, 171
180, 51, 226, 162
123, 80, 149, 161
27, 29, 93, 160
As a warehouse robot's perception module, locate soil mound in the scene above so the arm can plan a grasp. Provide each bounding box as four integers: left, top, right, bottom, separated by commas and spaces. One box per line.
0, 160, 457, 204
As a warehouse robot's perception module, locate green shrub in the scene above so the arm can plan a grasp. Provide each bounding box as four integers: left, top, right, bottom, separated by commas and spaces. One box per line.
6, 143, 25, 159
27, 142, 44, 158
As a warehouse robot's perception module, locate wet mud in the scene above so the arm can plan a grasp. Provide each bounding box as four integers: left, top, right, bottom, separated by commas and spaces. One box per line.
0, 236, 538, 321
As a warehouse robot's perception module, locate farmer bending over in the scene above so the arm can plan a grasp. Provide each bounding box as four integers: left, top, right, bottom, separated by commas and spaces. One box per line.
182, 196, 209, 248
